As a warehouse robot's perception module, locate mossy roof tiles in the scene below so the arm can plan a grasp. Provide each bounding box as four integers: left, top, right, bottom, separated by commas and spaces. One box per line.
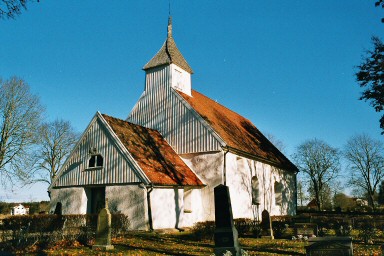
102, 114, 203, 186
178, 90, 298, 172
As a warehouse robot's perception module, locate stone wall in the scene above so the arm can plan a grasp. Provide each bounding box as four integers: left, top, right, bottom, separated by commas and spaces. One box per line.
106, 185, 148, 230
150, 188, 183, 229
50, 187, 87, 214
226, 152, 296, 219
181, 151, 224, 222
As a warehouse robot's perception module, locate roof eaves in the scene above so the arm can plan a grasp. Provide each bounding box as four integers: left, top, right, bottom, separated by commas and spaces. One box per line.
225, 146, 298, 173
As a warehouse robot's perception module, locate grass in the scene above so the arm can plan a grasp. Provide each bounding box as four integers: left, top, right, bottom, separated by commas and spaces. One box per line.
3, 231, 384, 255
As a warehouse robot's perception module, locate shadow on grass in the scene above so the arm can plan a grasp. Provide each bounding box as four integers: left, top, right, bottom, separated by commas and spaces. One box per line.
114, 232, 214, 255
242, 245, 305, 256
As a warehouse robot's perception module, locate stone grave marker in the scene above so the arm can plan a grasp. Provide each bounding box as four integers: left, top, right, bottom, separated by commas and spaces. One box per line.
305, 237, 353, 256
54, 202, 62, 215
214, 184, 241, 256
261, 209, 274, 239
295, 223, 318, 237
92, 198, 114, 251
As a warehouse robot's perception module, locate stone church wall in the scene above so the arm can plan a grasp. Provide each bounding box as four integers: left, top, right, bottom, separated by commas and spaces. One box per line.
226, 153, 296, 219
181, 151, 224, 222
50, 187, 87, 214
106, 185, 148, 230
150, 188, 184, 229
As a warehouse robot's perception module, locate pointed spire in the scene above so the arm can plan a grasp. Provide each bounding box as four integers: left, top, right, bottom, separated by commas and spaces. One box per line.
143, 17, 193, 74
168, 16, 172, 38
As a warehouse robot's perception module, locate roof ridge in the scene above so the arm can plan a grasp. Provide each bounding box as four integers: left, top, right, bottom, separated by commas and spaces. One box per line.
101, 113, 161, 134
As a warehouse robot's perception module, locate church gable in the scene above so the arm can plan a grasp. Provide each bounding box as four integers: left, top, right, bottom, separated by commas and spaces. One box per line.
51, 113, 147, 188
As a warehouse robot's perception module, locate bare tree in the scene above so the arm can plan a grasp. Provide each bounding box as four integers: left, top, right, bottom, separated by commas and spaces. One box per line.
296, 179, 308, 207
0, 0, 38, 19
293, 139, 341, 211
0, 77, 44, 186
35, 119, 78, 184
344, 134, 384, 208
264, 132, 286, 154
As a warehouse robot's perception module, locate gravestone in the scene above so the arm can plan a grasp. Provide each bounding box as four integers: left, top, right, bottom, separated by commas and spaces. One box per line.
261, 210, 274, 239
295, 223, 318, 237
214, 184, 241, 256
305, 237, 353, 256
54, 202, 62, 215
92, 198, 114, 251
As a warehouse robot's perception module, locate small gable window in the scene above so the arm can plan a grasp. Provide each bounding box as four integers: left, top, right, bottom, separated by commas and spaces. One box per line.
88, 154, 103, 168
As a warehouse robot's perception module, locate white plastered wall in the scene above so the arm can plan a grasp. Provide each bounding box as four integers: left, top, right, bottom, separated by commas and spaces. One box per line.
225, 153, 296, 219
170, 64, 192, 96
150, 188, 183, 229
106, 185, 148, 230
49, 187, 87, 214
181, 151, 223, 222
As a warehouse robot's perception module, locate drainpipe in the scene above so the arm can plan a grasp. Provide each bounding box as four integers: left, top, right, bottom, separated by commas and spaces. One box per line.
139, 183, 154, 231
146, 184, 154, 231
223, 148, 229, 186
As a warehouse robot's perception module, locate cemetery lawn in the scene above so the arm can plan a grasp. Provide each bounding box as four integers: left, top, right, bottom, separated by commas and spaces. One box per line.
19, 232, 381, 255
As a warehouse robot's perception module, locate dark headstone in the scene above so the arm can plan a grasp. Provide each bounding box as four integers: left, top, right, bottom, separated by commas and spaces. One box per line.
295, 223, 318, 237
214, 185, 241, 256
305, 237, 353, 256
92, 198, 114, 251
54, 202, 62, 215
261, 209, 274, 239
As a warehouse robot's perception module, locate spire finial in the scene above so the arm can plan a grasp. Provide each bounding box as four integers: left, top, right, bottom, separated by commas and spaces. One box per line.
167, 16, 172, 38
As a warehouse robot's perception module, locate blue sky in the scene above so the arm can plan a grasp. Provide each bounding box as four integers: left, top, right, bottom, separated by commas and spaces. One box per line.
0, 1, 383, 202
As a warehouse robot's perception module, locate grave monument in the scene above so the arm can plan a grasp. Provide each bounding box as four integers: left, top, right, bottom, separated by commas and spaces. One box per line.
261, 209, 274, 239
92, 198, 114, 251
214, 184, 241, 256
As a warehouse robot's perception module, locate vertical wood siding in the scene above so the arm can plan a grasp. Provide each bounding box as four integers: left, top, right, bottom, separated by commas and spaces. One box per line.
53, 118, 141, 187
128, 66, 222, 154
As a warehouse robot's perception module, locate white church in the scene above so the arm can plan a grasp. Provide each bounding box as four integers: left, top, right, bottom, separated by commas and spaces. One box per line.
49, 17, 298, 230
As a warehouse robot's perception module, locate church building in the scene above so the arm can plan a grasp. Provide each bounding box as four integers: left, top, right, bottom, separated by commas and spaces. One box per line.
49, 17, 298, 230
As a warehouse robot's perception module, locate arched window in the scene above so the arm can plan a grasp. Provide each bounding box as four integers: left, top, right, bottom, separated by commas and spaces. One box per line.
251, 176, 260, 205
184, 189, 192, 213
274, 181, 283, 206
88, 154, 103, 168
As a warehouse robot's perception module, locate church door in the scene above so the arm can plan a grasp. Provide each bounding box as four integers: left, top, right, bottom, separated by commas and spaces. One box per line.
87, 187, 105, 214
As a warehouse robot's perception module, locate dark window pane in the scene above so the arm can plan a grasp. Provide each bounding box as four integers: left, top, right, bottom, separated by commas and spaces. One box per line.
96, 155, 103, 167
89, 155, 96, 167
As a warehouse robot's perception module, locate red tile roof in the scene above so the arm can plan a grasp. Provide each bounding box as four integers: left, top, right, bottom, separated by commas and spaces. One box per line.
178, 90, 298, 172
102, 114, 204, 186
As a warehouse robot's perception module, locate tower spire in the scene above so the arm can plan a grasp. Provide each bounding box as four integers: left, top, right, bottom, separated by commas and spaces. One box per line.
143, 16, 193, 74
168, 16, 172, 38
